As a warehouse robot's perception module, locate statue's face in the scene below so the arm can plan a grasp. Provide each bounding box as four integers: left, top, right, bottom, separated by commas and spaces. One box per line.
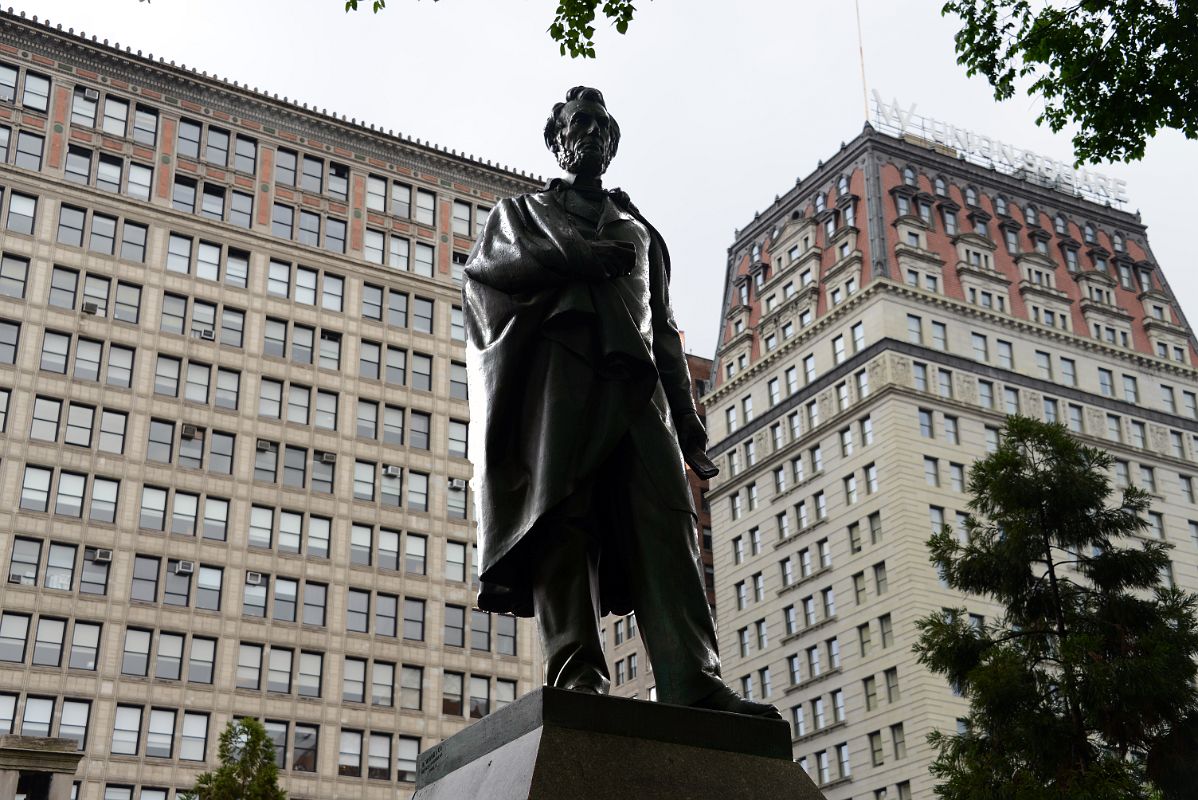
553, 99, 614, 178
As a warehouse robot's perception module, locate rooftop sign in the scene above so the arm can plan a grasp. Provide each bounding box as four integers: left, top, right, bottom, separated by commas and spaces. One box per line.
871, 91, 1129, 207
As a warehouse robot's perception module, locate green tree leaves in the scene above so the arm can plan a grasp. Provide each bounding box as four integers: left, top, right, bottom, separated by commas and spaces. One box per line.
915, 416, 1198, 800
179, 718, 288, 800
343, 0, 641, 58
943, 0, 1198, 164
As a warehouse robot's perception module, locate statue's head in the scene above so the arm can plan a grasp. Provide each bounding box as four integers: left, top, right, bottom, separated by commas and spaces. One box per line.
544, 86, 621, 178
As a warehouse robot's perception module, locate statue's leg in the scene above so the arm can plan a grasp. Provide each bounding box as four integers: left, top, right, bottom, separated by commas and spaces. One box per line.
532, 516, 611, 694
617, 450, 725, 706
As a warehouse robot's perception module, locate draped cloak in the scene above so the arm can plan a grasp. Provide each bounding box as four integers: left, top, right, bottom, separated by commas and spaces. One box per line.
464, 182, 702, 617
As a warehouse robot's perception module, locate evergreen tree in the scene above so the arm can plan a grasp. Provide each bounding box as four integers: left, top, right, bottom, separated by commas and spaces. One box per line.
179, 718, 288, 800
915, 415, 1198, 800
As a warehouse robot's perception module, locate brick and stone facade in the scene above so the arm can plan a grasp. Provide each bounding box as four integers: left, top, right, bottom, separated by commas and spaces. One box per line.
0, 10, 543, 799
706, 123, 1198, 799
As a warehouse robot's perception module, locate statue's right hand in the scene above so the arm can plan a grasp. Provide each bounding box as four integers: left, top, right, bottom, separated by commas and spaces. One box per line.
591, 240, 637, 279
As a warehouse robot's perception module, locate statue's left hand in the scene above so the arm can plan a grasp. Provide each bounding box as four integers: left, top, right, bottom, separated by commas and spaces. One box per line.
677, 416, 719, 480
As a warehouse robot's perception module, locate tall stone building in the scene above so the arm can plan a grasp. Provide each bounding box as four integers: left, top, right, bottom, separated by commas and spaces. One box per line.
705, 121, 1198, 798
0, 10, 543, 799
601, 352, 715, 701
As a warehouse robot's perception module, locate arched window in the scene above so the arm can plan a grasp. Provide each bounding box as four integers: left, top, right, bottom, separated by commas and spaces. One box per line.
815, 193, 827, 213
751, 243, 762, 261
838, 175, 850, 194
995, 196, 1008, 216
1054, 214, 1067, 235
1024, 204, 1037, 226
965, 187, 978, 206
902, 166, 917, 186
1112, 233, 1125, 252
1084, 223, 1096, 244
934, 176, 947, 195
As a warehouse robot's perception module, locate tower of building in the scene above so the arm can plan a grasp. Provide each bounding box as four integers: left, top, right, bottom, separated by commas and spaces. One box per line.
0, 10, 543, 799
705, 122, 1198, 799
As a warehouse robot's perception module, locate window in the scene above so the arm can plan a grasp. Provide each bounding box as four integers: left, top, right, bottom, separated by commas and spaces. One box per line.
416, 188, 436, 226
13, 130, 44, 170
53, 699, 90, 752
20, 466, 52, 512
112, 705, 142, 755
443, 672, 464, 716
237, 643, 263, 690
404, 598, 425, 640
443, 605, 467, 648
0, 612, 30, 664
884, 667, 901, 702
470, 676, 490, 719
967, 330, 987, 361
6, 193, 36, 235
339, 730, 363, 777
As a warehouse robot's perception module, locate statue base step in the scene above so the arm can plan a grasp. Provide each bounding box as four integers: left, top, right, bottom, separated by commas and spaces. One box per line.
413, 687, 825, 800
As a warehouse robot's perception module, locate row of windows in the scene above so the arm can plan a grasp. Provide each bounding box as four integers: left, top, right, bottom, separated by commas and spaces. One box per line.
4, 127, 471, 291
908, 356, 1198, 462
0, 692, 92, 754
725, 317, 867, 437
776, 538, 835, 589
786, 684, 850, 742
61, 82, 158, 142
4, 189, 469, 340
1, 126, 47, 172
898, 163, 1136, 254
35, 64, 493, 247
9, 507, 475, 598
10, 440, 466, 529
65, 144, 153, 201
3, 556, 493, 648
14, 314, 466, 414
0, 579, 516, 696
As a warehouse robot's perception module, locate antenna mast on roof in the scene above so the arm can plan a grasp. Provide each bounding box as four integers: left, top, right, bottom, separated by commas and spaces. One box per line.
854, 0, 869, 121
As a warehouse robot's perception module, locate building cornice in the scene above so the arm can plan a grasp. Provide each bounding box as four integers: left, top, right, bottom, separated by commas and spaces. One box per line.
707, 282, 1198, 458
710, 346, 1198, 501
0, 9, 542, 199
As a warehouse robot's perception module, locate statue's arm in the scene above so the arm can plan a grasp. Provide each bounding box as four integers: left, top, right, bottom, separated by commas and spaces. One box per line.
465, 197, 605, 293
648, 234, 718, 478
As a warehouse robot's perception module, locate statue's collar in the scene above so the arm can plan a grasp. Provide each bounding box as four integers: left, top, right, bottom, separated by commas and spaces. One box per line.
546, 177, 632, 209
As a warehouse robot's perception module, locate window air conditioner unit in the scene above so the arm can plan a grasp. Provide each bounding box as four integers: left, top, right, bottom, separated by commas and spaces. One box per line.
256, 439, 276, 452
93, 548, 113, 563
383, 465, 401, 478
246, 571, 263, 585
320, 452, 337, 464
175, 560, 195, 575
199, 329, 216, 341
81, 301, 99, 315
181, 424, 199, 440
449, 478, 467, 491
82, 87, 99, 101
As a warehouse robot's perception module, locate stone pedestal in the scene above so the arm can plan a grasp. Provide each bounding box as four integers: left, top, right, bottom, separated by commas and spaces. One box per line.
0, 736, 84, 800
414, 688, 824, 800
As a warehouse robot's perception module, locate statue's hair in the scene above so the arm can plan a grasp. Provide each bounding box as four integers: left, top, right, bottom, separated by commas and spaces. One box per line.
543, 86, 621, 159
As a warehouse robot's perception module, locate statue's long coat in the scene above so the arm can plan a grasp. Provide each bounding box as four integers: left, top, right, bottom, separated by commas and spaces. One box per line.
464, 182, 700, 617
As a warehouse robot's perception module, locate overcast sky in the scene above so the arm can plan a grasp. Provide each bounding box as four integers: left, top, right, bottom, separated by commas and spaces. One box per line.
31, 0, 1198, 357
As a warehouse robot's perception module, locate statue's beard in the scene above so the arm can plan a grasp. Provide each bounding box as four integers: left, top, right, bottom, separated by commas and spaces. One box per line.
557, 146, 609, 176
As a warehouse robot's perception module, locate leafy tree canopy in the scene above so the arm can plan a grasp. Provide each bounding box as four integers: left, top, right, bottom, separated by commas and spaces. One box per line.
942, 0, 1198, 165
346, 1, 1198, 164
915, 416, 1198, 800
343, 0, 640, 58
179, 718, 288, 800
